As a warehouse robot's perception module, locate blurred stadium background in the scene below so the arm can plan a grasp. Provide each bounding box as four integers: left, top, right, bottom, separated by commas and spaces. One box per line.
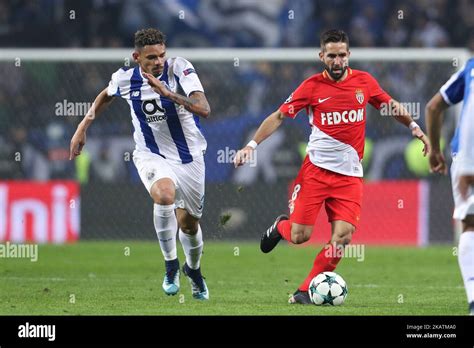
0, 0, 472, 245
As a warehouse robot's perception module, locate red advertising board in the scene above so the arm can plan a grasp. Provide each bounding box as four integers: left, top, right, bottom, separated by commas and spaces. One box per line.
0, 181, 80, 243
294, 180, 429, 246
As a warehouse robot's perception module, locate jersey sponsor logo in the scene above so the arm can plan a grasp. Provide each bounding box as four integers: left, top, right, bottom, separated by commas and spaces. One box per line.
355, 88, 364, 104
320, 108, 364, 125
284, 93, 294, 103
142, 99, 165, 115
131, 91, 140, 98
142, 99, 167, 123
318, 97, 332, 103
183, 68, 196, 76
146, 114, 168, 123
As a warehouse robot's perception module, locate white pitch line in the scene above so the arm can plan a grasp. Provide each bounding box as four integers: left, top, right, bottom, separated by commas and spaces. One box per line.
0, 276, 160, 282
350, 284, 464, 289
0, 278, 465, 290
0, 276, 67, 281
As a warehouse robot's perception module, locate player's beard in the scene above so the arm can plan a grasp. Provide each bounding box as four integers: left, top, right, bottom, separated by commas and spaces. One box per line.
325, 64, 347, 81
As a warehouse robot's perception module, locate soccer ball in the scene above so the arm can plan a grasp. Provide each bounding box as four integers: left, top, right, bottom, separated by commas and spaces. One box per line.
308, 271, 348, 306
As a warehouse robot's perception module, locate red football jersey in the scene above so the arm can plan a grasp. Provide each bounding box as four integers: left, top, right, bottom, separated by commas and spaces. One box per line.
279, 68, 392, 177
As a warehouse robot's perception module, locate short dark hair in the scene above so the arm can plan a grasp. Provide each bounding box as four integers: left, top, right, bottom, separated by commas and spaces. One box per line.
134, 28, 166, 49
320, 29, 349, 50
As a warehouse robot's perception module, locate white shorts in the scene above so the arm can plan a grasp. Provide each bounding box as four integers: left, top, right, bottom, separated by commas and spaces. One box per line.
451, 156, 474, 220
133, 150, 205, 219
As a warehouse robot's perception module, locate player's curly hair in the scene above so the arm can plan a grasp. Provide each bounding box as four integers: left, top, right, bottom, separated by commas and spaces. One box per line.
320, 29, 349, 50
134, 28, 166, 49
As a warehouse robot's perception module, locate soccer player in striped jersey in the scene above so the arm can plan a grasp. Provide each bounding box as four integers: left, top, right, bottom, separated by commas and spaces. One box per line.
426, 57, 474, 314
234, 29, 430, 304
70, 28, 211, 300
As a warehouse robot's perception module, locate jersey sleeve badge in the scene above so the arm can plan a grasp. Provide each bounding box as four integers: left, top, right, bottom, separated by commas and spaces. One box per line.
183, 68, 196, 76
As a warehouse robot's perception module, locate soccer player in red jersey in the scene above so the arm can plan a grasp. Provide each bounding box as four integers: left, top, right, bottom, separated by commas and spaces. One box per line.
234, 29, 431, 304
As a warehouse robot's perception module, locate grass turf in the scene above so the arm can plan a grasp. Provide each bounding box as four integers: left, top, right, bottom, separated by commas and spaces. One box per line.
0, 241, 467, 315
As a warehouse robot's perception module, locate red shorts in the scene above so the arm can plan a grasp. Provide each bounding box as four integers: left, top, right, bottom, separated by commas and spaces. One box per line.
288, 156, 363, 227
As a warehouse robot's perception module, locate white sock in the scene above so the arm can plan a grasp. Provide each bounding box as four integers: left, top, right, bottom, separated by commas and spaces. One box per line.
179, 225, 203, 270
153, 204, 177, 261
458, 231, 474, 303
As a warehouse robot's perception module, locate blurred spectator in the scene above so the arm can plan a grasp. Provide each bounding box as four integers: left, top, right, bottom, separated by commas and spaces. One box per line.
410, 13, 449, 47
198, 0, 285, 47
45, 122, 74, 179
0, 0, 12, 36
6, 125, 49, 180
0, 0, 471, 49
90, 145, 117, 183
0, 0, 470, 184
383, 17, 409, 47
349, 16, 376, 47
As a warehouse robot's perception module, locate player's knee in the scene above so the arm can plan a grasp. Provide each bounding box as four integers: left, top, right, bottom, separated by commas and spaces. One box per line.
332, 234, 351, 246
291, 226, 311, 244
332, 226, 355, 246
151, 181, 175, 205
179, 219, 199, 235
153, 190, 174, 205
291, 234, 306, 244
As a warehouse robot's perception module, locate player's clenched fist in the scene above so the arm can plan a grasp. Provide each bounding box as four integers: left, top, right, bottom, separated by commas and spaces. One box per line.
234, 146, 254, 168
428, 150, 447, 175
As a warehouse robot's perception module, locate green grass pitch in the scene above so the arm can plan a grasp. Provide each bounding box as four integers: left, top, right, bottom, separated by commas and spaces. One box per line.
0, 241, 467, 315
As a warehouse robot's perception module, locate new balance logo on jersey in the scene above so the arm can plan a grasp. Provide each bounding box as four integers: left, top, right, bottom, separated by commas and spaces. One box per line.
132, 91, 140, 97
321, 108, 364, 125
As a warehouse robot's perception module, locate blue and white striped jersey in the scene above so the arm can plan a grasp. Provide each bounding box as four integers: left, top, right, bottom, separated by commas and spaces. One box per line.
107, 57, 206, 164
440, 59, 474, 146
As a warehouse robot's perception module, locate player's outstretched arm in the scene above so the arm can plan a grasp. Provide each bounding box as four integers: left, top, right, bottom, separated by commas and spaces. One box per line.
425, 92, 450, 174
143, 72, 210, 118
387, 99, 431, 157
69, 87, 114, 160
234, 109, 285, 168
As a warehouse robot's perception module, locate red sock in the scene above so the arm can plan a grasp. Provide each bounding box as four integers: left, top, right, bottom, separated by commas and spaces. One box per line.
298, 242, 342, 291
277, 220, 292, 242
